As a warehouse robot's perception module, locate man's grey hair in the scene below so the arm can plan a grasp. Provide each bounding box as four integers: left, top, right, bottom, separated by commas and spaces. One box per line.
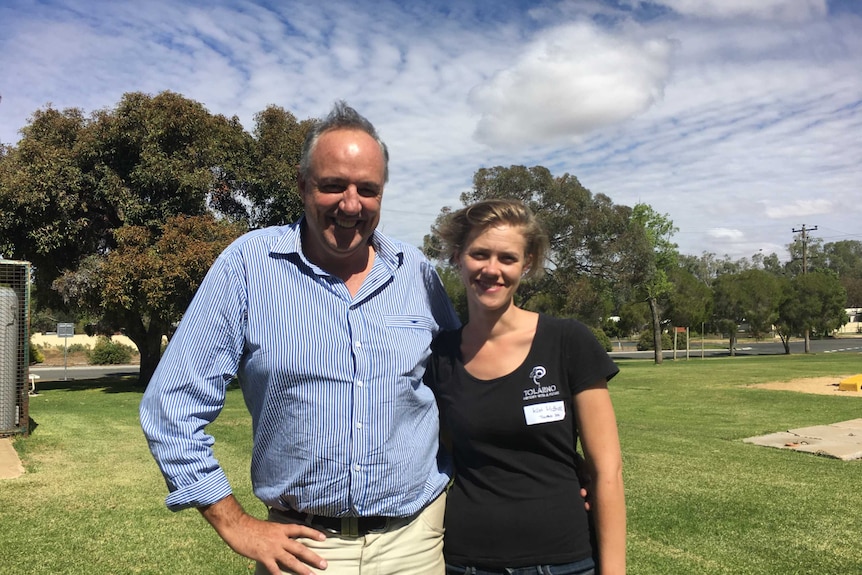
299, 101, 390, 183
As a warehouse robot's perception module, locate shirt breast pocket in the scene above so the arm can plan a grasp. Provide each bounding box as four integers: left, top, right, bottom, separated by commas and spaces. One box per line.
383, 315, 436, 330
381, 315, 436, 381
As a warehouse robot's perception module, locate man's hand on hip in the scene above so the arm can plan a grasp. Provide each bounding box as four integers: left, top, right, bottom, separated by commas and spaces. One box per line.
199, 495, 328, 575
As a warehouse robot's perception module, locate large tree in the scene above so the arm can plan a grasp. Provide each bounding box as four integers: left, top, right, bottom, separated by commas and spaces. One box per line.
665, 267, 713, 330
712, 270, 786, 355
678, 252, 746, 284
0, 106, 91, 286
785, 233, 825, 277
0, 91, 308, 385
628, 204, 679, 364
776, 271, 847, 353
424, 165, 651, 326
822, 240, 862, 307
211, 105, 314, 228
53, 215, 244, 383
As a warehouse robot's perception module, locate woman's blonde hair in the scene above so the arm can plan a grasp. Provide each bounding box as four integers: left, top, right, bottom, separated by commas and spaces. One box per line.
435, 198, 548, 279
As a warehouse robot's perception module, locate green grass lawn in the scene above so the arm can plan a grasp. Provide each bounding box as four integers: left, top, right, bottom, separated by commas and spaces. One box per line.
4, 353, 861, 574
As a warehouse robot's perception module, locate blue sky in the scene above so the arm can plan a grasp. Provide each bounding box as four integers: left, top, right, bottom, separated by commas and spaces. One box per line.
1, 0, 860, 261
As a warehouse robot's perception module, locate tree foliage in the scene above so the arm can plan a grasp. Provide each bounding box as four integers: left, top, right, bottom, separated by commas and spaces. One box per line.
822, 241, 862, 307
665, 267, 713, 328
52, 215, 244, 383
776, 271, 847, 352
424, 165, 653, 328
6, 91, 859, 383
712, 270, 787, 354
460, 166, 645, 281
211, 105, 315, 228
678, 252, 744, 284
628, 204, 678, 364
616, 301, 651, 337
0, 91, 305, 385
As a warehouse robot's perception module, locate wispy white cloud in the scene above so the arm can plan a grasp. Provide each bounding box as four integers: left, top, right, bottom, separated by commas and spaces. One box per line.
0, 0, 859, 262
708, 228, 745, 240
764, 199, 834, 219
470, 23, 673, 146
645, 0, 827, 21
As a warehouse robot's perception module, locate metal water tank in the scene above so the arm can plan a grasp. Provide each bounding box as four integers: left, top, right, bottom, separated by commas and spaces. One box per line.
0, 286, 18, 430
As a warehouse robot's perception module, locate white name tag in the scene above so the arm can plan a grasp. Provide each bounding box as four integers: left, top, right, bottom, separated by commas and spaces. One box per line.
523, 401, 566, 425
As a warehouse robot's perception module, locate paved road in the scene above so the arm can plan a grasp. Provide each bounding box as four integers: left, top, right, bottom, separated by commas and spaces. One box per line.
609, 338, 862, 360
29, 364, 140, 383
28, 338, 862, 382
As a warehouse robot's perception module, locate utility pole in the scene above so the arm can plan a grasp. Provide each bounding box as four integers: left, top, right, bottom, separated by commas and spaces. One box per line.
792, 224, 818, 353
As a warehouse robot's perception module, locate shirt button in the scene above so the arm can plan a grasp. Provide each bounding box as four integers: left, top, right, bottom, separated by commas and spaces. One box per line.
354, 341, 362, 348
354, 464, 361, 471
356, 421, 363, 429
356, 380, 364, 387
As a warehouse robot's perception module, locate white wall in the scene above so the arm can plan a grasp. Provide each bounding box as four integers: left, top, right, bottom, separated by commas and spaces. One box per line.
31, 332, 139, 351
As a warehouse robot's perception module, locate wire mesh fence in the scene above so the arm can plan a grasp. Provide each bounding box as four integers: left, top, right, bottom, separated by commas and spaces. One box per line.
0, 260, 30, 436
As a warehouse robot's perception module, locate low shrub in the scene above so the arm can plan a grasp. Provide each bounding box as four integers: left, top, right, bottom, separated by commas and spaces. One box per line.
673, 330, 688, 349
29, 340, 45, 364
637, 330, 672, 351
590, 327, 613, 352
637, 329, 688, 350
88, 337, 135, 365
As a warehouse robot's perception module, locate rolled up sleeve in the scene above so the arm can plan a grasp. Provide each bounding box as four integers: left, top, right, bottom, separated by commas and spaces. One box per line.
139, 250, 247, 511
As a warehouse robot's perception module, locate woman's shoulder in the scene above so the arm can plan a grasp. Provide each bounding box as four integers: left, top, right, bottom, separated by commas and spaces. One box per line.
536, 313, 592, 337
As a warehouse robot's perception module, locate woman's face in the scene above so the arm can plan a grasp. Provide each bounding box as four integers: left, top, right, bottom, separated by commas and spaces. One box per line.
458, 224, 529, 313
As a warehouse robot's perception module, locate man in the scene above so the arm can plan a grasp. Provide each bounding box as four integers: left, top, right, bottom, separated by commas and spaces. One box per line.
140, 102, 459, 575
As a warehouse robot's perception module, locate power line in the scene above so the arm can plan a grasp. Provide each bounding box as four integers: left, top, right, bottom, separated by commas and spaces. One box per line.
791, 224, 818, 274
792, 224, 818, 354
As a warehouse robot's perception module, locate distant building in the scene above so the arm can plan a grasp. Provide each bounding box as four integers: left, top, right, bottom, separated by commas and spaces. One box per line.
836, 308, 861, 335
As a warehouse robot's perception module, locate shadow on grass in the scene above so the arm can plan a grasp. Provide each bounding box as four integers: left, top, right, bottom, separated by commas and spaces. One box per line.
35, 375, 144, 394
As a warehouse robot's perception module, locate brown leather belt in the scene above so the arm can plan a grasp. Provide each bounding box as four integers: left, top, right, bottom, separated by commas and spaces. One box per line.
272, 508, 397, 537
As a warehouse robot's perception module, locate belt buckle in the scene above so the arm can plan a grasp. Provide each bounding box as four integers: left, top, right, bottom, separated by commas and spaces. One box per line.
341, 517, 359, 538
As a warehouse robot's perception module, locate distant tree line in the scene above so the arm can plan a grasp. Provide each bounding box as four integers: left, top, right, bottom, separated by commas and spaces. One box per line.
1, 93, 857, 385
422, 166, 856, 361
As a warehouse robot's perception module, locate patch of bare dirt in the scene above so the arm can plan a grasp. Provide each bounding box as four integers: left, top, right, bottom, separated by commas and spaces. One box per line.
749, 375, 862, 397
36, 348, 91, 366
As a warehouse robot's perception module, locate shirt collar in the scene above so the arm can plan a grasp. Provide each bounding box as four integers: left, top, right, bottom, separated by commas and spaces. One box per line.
270, 216, 404, 274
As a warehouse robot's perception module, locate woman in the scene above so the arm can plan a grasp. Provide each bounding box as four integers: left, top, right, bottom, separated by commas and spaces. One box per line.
427, 199, 626, 575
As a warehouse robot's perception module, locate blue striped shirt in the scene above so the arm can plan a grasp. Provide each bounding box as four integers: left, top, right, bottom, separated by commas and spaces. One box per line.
140, 218, 459, 516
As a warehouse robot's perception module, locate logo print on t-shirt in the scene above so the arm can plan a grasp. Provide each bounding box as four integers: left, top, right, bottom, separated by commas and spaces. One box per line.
530, 365, 546, 385
523, 365, 559, 400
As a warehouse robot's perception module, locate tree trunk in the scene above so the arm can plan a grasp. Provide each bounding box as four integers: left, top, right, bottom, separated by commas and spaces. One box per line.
137, 341, 162, 388
729, 332, 737, 357
778, 332, 791, 354
648, 296, 663, 365
804, 328, 811, 353
124, 317, 168, 387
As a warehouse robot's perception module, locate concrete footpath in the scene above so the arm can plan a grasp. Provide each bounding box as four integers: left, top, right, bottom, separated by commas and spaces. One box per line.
0, 437, 24, 479
744, 418, 862, 461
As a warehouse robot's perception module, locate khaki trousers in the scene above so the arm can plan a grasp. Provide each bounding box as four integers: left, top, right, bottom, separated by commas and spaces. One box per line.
256, 492, 446, 575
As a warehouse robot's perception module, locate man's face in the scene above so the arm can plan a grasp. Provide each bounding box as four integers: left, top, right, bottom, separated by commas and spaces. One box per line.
299, 129, 386, 269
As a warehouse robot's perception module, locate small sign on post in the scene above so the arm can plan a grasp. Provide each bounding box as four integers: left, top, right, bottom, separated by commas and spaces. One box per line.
57, 323, 75, 380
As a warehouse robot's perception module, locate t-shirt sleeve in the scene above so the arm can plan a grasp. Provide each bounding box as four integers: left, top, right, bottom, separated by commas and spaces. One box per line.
425, 329, 459, 393
561, 319, 620, 394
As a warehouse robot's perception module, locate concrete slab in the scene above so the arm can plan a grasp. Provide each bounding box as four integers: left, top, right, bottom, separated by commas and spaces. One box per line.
0, 437, 25, 479
744, 418, 862, 461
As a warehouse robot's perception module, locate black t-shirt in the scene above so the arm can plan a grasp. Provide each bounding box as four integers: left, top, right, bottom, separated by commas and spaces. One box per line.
427, 314, 619, 568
